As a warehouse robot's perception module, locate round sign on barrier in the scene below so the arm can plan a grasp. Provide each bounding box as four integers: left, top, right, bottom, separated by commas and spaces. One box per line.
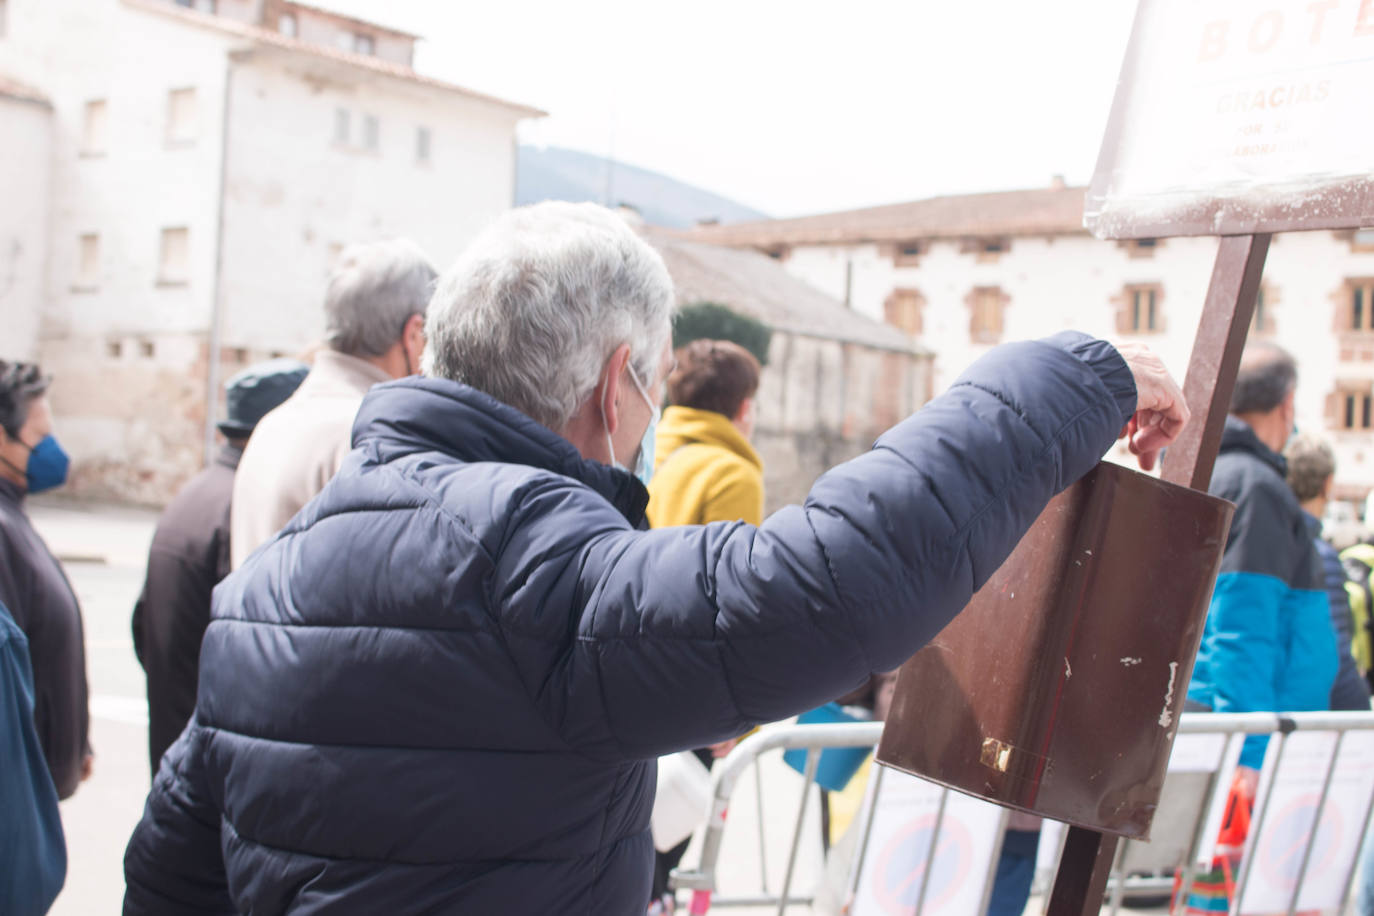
870, 813, 973, 915
1257, 794, 1342, 891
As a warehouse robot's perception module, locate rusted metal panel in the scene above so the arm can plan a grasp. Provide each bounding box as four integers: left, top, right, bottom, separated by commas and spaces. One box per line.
875, 461, 1233, 838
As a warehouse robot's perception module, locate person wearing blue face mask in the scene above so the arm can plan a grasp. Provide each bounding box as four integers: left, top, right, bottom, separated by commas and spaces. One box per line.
0, 361, 93, 800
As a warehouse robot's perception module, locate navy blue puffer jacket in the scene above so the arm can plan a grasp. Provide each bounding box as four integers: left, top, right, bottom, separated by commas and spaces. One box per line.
123, 332, 1135, 915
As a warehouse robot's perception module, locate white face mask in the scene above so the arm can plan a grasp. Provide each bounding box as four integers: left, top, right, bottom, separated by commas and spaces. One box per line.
603, 362, 661, 485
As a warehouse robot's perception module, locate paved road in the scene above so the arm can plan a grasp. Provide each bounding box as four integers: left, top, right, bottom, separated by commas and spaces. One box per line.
31, 500, 158, 916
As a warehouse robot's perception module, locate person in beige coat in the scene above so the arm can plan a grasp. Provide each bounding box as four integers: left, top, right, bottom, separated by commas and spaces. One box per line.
229, 239, 436, 568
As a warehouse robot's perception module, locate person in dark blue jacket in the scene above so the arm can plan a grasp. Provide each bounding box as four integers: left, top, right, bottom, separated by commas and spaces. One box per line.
1283, 432, 1370, 711
1187, 344, 1338, 776
0, 600, 66, 915
122, 202, 1188, 916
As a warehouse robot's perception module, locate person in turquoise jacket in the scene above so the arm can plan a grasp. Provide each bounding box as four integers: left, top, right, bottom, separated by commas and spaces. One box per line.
1188, 343, 1339, 775
0, 599, 66, 914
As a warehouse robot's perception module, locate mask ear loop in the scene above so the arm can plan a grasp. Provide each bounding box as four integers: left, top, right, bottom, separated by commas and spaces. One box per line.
601, 365, 620, 468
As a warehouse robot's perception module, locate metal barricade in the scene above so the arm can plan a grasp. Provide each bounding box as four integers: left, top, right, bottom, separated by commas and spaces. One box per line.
671, 712, 1374, 916
672, 720, 884, 914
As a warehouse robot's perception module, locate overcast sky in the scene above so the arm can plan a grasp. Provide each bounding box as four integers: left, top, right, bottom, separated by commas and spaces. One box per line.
313, 1, 1140, 218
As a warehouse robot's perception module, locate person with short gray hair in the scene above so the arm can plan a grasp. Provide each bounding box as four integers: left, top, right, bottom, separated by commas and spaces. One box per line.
1283, 432, 1370, 711
424, 203, 673, 432
229, 238, 436, 567
125, 202, 1189, 915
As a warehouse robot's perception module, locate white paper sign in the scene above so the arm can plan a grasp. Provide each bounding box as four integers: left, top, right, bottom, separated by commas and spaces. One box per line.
1087, 0, 1374, 237
1239, 730, 1374, 914
853, 769, 1006, 916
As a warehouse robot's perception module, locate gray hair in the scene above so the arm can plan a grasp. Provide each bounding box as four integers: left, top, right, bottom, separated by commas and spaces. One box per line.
324, 239, 438, 357
423, 202, 676, 430
1284, 432, 1335, 503
1231, 342, 1297, 415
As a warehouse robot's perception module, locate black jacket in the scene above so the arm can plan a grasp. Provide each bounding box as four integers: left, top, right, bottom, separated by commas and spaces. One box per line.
132, 445, 239, 772
0, 478, 90, 799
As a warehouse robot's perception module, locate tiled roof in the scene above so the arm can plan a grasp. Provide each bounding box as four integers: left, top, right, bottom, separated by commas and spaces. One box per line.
689, 186, 1088, 247
123, 0, 545, 118
647, 232, 926, 354
282, 1, 421, 39
0, 74, 52, 107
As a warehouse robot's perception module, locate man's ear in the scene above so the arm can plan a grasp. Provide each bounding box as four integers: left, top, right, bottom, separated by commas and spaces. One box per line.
404, 314, 426, 367
597, 343, 632, 438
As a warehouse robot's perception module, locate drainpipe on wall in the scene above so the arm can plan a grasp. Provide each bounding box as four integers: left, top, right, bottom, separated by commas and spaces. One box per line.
203, 52, 239, 466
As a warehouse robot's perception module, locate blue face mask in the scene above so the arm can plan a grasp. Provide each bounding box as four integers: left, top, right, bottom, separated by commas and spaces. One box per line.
603, 362, 661, 486
21, 435, 70, 494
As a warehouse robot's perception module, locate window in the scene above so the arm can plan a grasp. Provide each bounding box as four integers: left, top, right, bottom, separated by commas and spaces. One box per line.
893, 240, 924, 267
963, 237, 1010, 261
1336, 387, 1374, 430
82, 99, 107, 155
884, 288, 925, 336
1352, 280, 1374, 332
353, 34, 375, 55
333, 108, 350, 145
165, 87, 197, 145
415, 126, 431, 164
1117, 284, 1164, 334
175, 0, 216, 11
1120, 237, 1161, 259
1132, 288, 1158, 332
158, 227, 190, 285
277, 13, 297, 37
75, 233, 99, 289
968, 287, 1006, 344
1251, 285, 1276, 335
139, 340, 156, 359
362, 114, 379, 151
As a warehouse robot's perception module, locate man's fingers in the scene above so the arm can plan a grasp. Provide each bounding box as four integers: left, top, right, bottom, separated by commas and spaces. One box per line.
1132, 419, 1178, 456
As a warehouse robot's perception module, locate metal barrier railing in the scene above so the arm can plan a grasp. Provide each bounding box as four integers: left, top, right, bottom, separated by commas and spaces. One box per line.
671, 711, 1374, 916
671, 720, 884, 914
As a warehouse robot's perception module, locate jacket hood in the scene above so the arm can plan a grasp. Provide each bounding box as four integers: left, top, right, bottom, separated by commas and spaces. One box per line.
351, 377, 648, 525
1219, 414, 1287, 479
654, 406, 762, 472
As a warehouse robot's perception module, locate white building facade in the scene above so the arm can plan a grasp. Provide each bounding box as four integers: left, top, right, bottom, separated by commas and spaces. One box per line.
693, 186, 1374, 503
0, 0, 541, 502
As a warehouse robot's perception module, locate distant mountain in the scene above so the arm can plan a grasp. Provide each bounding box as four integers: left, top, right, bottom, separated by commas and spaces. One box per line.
516, 146, 768, 229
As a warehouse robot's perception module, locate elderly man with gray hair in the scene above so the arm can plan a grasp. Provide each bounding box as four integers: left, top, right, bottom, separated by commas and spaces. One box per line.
229, 238, 436, 568
124, 202, 1187, 914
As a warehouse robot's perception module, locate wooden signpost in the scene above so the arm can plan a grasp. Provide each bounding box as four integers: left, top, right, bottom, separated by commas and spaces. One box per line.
1054, 1, 1374, 911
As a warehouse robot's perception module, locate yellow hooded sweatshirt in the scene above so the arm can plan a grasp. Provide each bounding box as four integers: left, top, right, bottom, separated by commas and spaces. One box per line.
646, 406, 764, 527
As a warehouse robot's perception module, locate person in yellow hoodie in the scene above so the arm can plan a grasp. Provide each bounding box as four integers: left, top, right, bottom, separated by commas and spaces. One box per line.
647, 339, 763, 528
645, 339, 762, 913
